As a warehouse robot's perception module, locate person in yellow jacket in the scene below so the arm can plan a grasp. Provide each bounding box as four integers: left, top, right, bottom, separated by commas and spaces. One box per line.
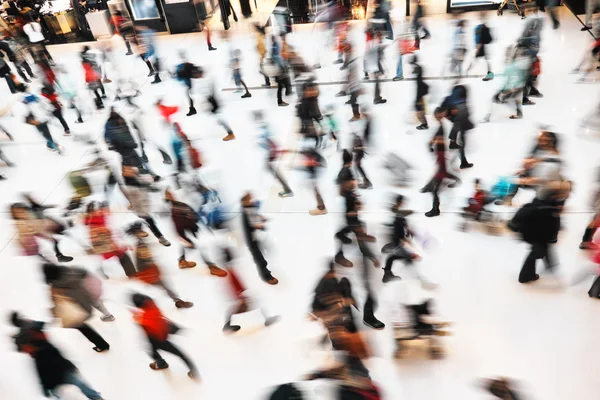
254, 24, 270, 87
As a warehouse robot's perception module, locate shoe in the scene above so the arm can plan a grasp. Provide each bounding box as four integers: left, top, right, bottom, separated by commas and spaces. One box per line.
421, 34, 431, 40
126, 51, 134, 55
179, 259, 197, 269
278, 190, 294, 198
150, 362, 169, 370
333, 59, 343, 64
264, 316, 281, 327
158, 237, 171, 247
459, 162, 474, 169
335, 232, 352, 245
519, 274, 540, 284
278, 101, 289, 107
483, 72, 494, 81
241, 92, 251, 98
75, 118, 83, 124
580, 241, 598, 250
262, 83, 271, 87
63, 131, 71, 137
223, 321, 241, 333
188, 370, 200, 380
151, 77, 162, 85
186, 107, 197, 116
581, 25, 592, 31
309, 208, 327, 215
553, 20, 560, 30
374, 98, 387, 105
102, 78, 112, 83
208, 264, 228, 277
264, 275, 279, 285
222, 133, 236, 141
100, 315, 115, 322
208, 45, 217, 51
147, 70, 155, 77
509, 112, 523, 120
523, 99, 536, 106
416, 124, 429, 130
447, 181, 460, 188
425, 209, 440, 217
57, 254, 73, 263
382, 271, 401, 283
334, 254, 353, 267
363, 317, 385, 330
449, 140, 460, 149
358, 181, 373, 189
392, 76, 404, 81
529, 92, 543, 98
350, 115, 361, 122
175, 299, 194, 308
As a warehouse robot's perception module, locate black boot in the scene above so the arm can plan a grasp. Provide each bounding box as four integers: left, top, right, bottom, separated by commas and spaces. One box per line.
363, 297, 385, 330
223, 321, 241, 333
187, 107, 197, 116
382, 270, 401, 283
56, 253, 74, 263
425, 208, 440, 217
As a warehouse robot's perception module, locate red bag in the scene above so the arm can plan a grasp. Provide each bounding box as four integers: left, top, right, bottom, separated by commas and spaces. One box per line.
531, 57, 541, 77
189, 146, 202, 169
399, 39, 415, 55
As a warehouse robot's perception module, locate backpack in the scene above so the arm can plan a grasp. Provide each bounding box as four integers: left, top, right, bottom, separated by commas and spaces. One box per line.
479, 24, 492, 45
198, 190, 226, 229
269, 383, 304, 400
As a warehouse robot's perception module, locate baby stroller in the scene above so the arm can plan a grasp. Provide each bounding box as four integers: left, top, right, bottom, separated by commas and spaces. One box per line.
497, 0, 527, 18
383, 152, 412, 186
393, 300, 450, 359
459, 189, 504, 234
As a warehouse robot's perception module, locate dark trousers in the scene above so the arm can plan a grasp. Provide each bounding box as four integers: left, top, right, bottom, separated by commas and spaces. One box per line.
276, 76, 288, 103
76, 323, 109, 350
519, 241, 554, 283
384, 245, 414, 271
142, 216, 164, 239
52, 109, 70, 132
354, 154, 370, 184
589, 276, 600, 298
248, 240, 271, 279
350, 91, 360, 117
36, 122, 57, 150
15, 61, 34, 81
266, 160, 291, 192
149, 337, 196, 372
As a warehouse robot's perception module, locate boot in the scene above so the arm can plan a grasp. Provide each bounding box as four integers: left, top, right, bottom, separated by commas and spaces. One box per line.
149, 362, 168, 370
416, 123, 429, 130
382, 270, 401, 283
363, 298, 385, 330
175, 299, 194, 308
309, 208, 327, 216
222, 133, 236, 141
187, 107, 197, 116
241, 92, 251, 98
373, 97, 387, 105
158, 237, 171, 247
335, 232, 352, 245
459, 162, 474, 169
56, 253, 73, 263
178, 259, 197, 269
208, 264, 228, 277
425, 208, 440, 218
208, 45, 217, 51
358, 180, 373, 189
223, 321, 241, 333
334, 253, 353, 267
264, 316, 281, 327
263, 274, 279, 285
151, 75, 162, 84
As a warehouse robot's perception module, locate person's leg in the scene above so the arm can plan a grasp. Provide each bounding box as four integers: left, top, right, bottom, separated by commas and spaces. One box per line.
585, 0, 594, 26
37, 123, 58, 150
75, 323, 110, 350
4, 75, 16, 93
355, 159, 371, 187
144, 59, 155, 75
155, 279, 181, 301
216, 117, 234, 136
148, 338, 169, 368
426, 179, 441, 217
395, 54, 403, 78
15, 64, 29, 82
155, 340, 198, 374
63, 371, 102, 400
589, 275, 600, 298
350, 91, 360, 119
142, 216, 165, 240
52, 109, 70, 133
314, 184, 326, 210
518, 243, 541, 283
22, 61, 34, 78
541, 242, 556, 272
92, 301, 114, 320
249, 240, 273, 280
266, 161, 292, 194
118, 253, 137, 276
276, 78, 284, 104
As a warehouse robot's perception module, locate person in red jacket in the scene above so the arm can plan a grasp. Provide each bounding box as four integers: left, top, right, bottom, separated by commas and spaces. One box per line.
131, 293, 199, 379
465, 179, 487, 215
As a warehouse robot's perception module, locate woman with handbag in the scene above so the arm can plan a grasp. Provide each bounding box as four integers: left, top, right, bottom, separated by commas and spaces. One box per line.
42, 263, 112, 352
131, 293, 199, 378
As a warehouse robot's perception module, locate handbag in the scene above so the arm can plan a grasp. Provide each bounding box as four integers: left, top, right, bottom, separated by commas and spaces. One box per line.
53, 294, 90, 328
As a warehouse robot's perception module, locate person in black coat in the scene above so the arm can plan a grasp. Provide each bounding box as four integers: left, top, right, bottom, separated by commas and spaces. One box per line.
10, 312, 104, 399
0, 39, 18, 93
509, 182, 570, 283
445, 85, 474, 169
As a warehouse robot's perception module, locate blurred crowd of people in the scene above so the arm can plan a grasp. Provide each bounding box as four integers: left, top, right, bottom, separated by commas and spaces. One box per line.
0, 0, 599, 399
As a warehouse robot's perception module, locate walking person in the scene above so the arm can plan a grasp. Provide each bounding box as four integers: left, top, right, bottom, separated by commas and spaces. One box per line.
10, 312, 104, 399
41, 83, 70, 136
22, 15, 54, 64
42, 263, 113, 351
0, 38, 18, 93
449, 19, 467, 77
508, 182, 571, 283
4, 34, 35, 83
164, 190, 228, 277
231, 48, 251, 98
254, 24, 270, 86
131, 293, 199, 379
411, 54, 429, 130
18, 85, 64, 153
111, 10, 135, 55
126, 223, 194, 308
412, 0, 431, 43
255, 110, 294, 197
241, 192, 279, 285
353, 133, 372, 189
421, 108, 461, 217
81, 46, 106, 110
136, 25, 161, 84
467, 13, 494, 81
581, 0, 600, 30
364, 31, 387, 105
445, 85, 475, 169
303, 147, 328, 215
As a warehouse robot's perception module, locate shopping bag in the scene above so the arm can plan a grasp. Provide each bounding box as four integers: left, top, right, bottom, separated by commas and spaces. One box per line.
53, 294, 90, 328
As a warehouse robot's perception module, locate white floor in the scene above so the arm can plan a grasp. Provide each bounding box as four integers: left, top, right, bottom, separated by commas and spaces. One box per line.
1, 8, 600, 400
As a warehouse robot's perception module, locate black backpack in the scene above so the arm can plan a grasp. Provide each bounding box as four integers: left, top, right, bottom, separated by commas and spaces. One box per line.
481, 25, 492, 45
269, 383, 304, 400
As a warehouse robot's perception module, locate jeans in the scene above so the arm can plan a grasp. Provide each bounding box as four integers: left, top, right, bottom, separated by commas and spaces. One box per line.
396, 54, 403, 78
248, 240, 272, 279
50, 371, 102, 399
519, 241, 555, 283
75, 324, 110, 350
